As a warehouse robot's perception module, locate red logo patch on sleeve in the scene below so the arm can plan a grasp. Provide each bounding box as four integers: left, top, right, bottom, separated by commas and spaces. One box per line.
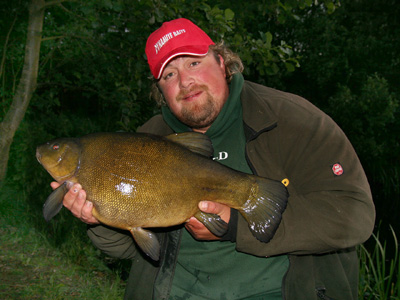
332, 163, 344, 176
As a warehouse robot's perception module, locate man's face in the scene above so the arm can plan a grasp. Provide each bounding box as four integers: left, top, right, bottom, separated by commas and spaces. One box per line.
157, 52, 229, 133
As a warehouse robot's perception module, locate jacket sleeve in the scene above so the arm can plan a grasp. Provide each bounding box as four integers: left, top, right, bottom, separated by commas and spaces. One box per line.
236, 94, 375, 257
86, 114, 172, 259
87, 225, 138, 259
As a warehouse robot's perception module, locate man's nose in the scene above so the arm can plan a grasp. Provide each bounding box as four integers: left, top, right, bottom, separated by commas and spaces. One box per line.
178, 70, 194, 89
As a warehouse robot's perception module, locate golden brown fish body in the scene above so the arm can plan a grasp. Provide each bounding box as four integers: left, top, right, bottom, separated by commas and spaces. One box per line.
36, 132, 288, 260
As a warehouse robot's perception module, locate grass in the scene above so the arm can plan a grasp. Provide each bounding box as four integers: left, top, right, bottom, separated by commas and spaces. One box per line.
0, 181, 126, 300
0, 226, 125, 299
358, 226, 400, 299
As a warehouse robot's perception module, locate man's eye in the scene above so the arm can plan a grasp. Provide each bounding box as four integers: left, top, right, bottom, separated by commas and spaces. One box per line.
190, 61, 200, 67
163, 72, 174, 80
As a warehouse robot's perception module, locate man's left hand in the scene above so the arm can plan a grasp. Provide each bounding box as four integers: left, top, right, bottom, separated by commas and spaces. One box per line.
185, 201, 231, 240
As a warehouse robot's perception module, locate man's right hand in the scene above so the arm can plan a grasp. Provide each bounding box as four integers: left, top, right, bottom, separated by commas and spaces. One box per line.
50, 182, 100, 225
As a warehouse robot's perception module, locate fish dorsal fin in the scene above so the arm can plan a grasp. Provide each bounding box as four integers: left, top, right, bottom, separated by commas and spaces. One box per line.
165, 132, 213, 157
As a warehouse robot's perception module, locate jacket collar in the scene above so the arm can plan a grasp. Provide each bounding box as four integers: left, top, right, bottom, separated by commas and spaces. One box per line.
241, 80, 278, 139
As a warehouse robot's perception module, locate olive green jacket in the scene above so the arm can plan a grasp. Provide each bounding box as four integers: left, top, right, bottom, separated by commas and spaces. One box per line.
87, 80, 375, 300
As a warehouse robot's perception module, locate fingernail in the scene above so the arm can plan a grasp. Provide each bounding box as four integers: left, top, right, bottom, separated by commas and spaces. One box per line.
199, 201, 208, 210
72, 184, 81, 193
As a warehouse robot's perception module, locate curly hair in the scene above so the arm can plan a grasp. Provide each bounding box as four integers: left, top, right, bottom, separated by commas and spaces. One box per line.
150, 42, 244, 107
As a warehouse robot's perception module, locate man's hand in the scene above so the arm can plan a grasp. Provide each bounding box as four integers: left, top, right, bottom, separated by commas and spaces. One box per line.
185, 201, 231, 240
50, 182, 100, 224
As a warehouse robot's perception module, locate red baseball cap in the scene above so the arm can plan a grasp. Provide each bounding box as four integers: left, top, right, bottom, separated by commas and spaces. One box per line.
145, 18, 215, 79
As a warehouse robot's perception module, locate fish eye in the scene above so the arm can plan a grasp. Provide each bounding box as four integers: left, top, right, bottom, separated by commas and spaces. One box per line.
52, 144, 60, 150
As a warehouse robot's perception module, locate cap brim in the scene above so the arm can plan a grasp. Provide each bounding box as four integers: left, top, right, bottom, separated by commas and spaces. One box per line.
155, 46, 210, 79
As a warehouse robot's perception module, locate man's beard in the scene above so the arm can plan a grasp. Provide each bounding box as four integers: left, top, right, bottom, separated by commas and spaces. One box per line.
175, 84, 223, 129
179, 95, 219, 129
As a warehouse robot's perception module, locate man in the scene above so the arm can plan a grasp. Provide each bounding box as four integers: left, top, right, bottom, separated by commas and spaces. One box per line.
53, 18, 375, 299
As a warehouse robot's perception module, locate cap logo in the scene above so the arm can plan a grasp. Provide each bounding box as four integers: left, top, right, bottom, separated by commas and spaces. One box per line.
146, 18, 214, 78
154, 29, 186, 54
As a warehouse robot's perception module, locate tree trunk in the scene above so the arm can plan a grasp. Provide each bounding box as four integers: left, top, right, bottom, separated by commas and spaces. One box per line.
0, 0, 45, 186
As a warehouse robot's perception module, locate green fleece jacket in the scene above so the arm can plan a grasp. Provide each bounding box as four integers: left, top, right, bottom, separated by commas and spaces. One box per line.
87, 80, 375, 300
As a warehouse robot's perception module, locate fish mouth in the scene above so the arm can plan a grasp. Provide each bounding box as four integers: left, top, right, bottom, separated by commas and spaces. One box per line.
36, 148, 42, 164
36, 144, 68, 169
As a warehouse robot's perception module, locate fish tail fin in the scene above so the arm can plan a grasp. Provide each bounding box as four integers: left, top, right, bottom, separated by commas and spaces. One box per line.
194, 211, 228, 237
43, 182, 68, 222
130, 227, 160, 261
238, 177, 288, 243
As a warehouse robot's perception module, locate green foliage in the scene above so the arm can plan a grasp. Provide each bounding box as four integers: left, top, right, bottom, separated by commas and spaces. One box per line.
359, 226, 400, 299
327, 74, 398, 159
275, 0, 400, 102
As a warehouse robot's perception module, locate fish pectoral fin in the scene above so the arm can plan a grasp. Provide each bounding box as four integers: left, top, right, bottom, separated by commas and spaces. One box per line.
194, 211, 228, 237
130, 227, 160, 261
239, 177, 289, 243
43, 182, 68, 222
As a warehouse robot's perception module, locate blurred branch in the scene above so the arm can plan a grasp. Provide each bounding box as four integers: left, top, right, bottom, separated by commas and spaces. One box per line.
41, 36, 67, 41
43, 0, 70, 9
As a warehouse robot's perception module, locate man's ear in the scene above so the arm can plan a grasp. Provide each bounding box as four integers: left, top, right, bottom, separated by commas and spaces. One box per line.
217, 54, 227, 78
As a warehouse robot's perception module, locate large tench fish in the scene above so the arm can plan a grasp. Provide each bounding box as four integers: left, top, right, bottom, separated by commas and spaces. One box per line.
36, 132, 288, 260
